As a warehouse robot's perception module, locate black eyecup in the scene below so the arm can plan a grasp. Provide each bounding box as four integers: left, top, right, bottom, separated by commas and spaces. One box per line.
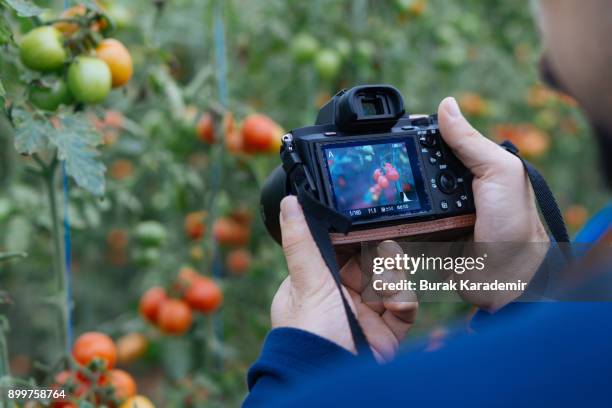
335, 84, 405, 131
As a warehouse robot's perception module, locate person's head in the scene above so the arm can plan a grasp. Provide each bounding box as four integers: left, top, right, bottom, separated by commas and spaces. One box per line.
535, 0, 612, 187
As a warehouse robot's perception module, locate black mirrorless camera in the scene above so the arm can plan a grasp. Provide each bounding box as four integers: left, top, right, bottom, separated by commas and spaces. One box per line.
260, 85, 475, 244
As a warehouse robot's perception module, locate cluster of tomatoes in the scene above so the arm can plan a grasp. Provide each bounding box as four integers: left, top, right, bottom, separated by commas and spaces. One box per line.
51, 332, 153, 408
196, 111, 283, 154
139, 267, 223, 335
20, 5, 132, 111
370, 162, 401, 201
212, 208, 253, 276
183, 207, 253, 276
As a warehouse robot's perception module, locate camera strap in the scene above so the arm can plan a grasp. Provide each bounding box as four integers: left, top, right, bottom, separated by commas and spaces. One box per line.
295, 184, 375, 359
500, 140, 571, 246
281, 139, 375, 358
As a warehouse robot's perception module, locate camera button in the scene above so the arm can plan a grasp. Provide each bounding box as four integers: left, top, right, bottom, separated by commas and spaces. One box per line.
419, 134, 436, 147
455, 200, 463, 209
440, 200, 449, 211
429, 156, 437, 165
438, 171, 458, 194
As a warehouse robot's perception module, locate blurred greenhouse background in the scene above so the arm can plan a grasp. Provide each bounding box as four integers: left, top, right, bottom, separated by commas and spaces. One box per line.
0, 0, 609, 406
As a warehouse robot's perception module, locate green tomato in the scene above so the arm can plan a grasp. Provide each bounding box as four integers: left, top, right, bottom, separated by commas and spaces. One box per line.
67, 57, 112, 104
19, 26, 67, 72
335, 39, 351, 61
29, 79, 72, 111
134, 221, 167, 247
291, 33, 319, 63
355, 40, 374, 63
106, 4, 133, 29
314, 49, 341, 80
134, 247, 161, 267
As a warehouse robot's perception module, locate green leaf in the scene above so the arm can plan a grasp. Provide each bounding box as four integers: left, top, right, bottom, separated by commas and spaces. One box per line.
3, 0, 43, 17
0, 14, 12, 45
12, 109, 52, 155
49, 114, 106, 196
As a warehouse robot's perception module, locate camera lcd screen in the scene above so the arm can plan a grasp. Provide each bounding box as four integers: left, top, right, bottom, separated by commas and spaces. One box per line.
322, 138, 430, 221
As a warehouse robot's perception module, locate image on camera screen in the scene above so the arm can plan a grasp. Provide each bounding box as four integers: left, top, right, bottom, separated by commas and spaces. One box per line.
323, 140, 427, 219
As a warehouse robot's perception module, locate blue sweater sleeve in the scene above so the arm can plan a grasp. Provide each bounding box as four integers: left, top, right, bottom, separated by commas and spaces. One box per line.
244, 327, 356, 407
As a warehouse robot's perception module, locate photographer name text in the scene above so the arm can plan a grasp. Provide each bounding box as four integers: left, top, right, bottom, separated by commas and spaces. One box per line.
372, 279, 528, 292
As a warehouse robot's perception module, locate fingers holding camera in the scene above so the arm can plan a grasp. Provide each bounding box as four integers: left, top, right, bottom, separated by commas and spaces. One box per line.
437, 97, 518, 178
279, 196, 333, 295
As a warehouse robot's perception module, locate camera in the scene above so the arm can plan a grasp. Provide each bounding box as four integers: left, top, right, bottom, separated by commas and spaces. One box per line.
260, 85, 475, 245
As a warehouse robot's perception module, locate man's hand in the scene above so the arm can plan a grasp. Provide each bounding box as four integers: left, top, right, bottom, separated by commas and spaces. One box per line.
271, 196, 418, 361
438, 97, 550, 309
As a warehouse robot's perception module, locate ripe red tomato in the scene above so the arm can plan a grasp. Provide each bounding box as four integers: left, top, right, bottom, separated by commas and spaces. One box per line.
373, 168, 382, 181
72, 332, 117, 370
95, 39, 133, 88
229, 208, 252, 226
184, 277, 223, 313
212, 217, 250, 246
67, 56, 112, 103
226, 249, 251, 276
19, 26, 67, 72
184, 211, 207, 241
106, 369, 137, 400
377, 175, 389, 189
386, 169, 400, 181
196, 113, 215, 144
241, 114, 283, 153
157, 299, 193, 335
139, 287, 168, 323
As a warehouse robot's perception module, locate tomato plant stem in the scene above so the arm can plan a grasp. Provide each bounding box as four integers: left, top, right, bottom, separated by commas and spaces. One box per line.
41, 154, 69, 352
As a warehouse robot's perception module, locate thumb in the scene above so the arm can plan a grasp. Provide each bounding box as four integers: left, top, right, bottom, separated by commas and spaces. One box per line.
437, 97, 511, 178
279, 195, 330, 291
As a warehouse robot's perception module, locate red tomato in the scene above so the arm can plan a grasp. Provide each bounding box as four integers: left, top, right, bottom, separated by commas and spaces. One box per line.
373, 168, 382, 181
212, 217, 250, 246
377, 175, 389, 189
226, 249, 251, 276
106, 369, 137, 400
386, 169, 400, 181
157, 299, 193, 335
196, 113, 215, 144
184, 277, 223, 313
241, 114, 283, 153
72, 332, 117, 369
184, 211, 207, 240
139, 287, 168, 323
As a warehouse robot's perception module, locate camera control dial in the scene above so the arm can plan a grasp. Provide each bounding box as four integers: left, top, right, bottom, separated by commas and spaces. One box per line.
437, 171, 458, 194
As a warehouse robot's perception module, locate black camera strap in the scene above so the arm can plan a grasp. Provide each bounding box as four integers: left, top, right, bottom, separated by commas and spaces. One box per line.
500, 141, 571, 245
295, 184, 375, 359
281, 138, 375, 359
281, 138, 570, 361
